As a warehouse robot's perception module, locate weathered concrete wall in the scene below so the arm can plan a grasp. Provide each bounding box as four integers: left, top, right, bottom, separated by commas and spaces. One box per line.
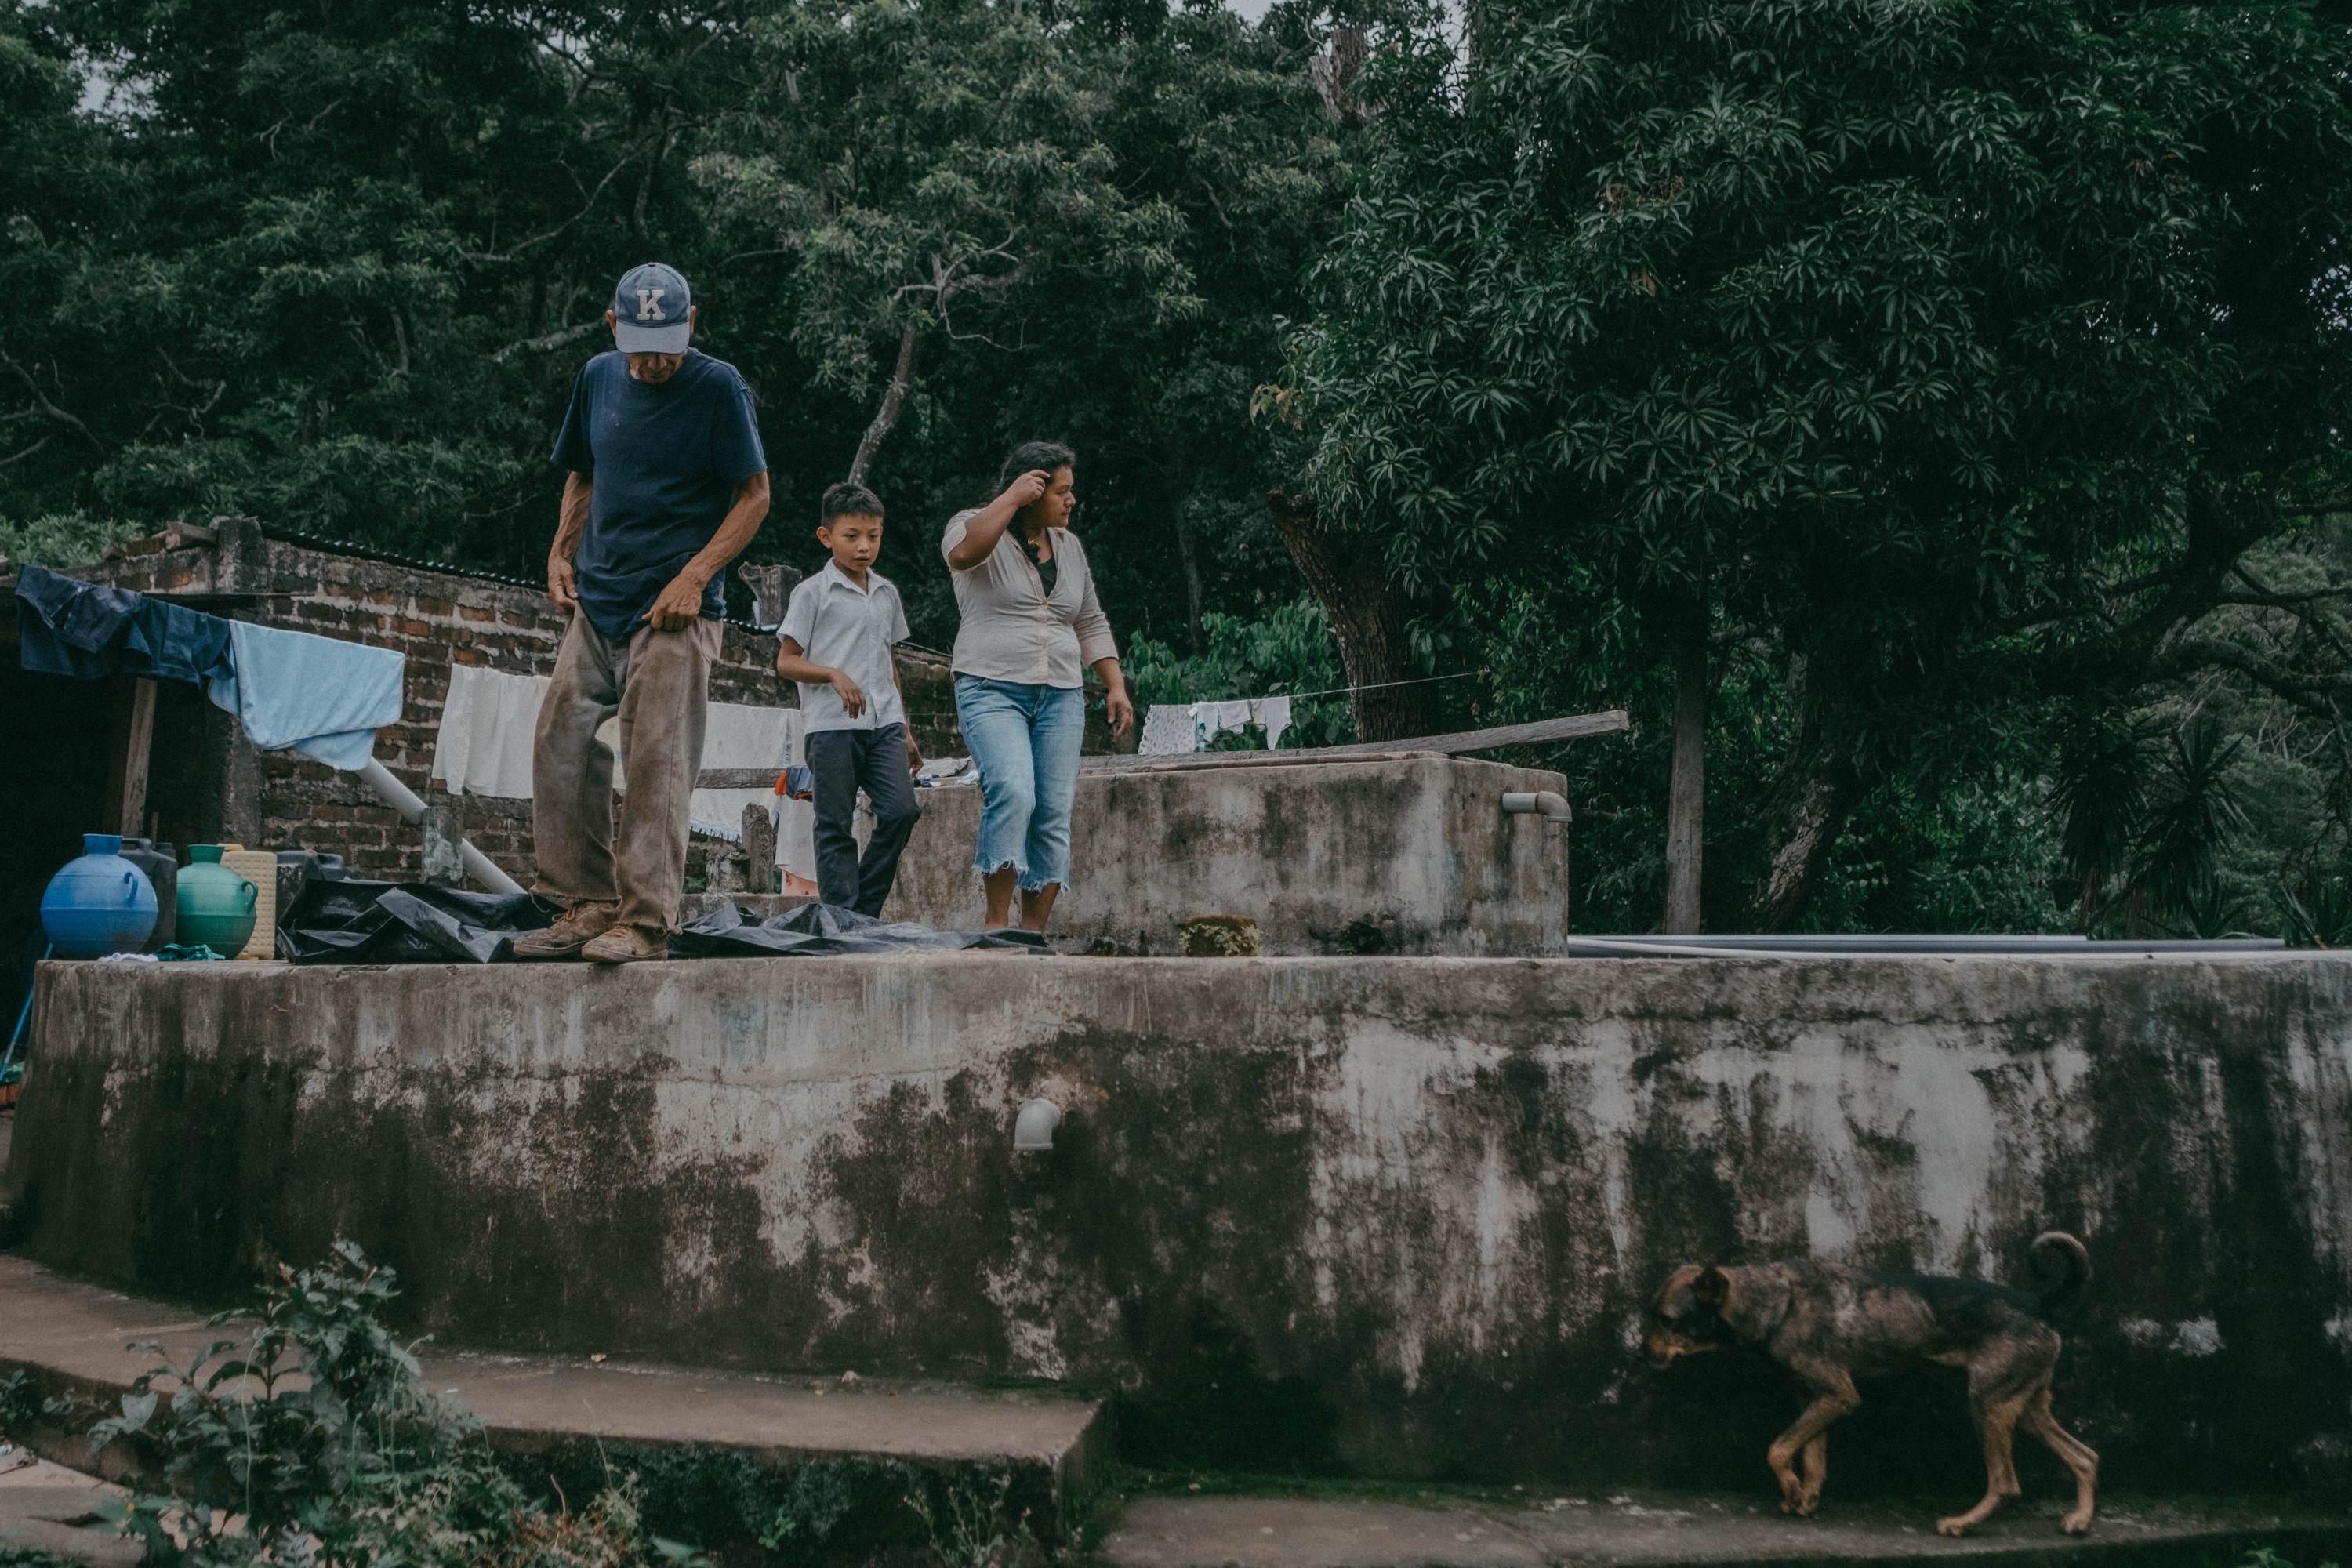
887, 755, 1573, 955
9, 953, 2352, 1497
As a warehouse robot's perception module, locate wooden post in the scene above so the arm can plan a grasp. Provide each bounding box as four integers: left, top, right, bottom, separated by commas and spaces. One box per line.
103, 677, 158, 838
1662, 621, 1707, 935
739, 801, 778, 895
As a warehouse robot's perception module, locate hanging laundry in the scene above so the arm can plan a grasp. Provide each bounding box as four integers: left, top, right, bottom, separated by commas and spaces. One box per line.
206, 620, 406, 772
13, 564, 233, 684
433, 664, 547, 798
1193, 699, 1254, 749
1253, 695, 1294, 751
690, 703, 799, 871
1138, 704, 1200, 757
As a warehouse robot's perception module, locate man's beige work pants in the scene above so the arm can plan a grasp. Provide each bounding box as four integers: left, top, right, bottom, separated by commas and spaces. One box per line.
531, 613, 720, 934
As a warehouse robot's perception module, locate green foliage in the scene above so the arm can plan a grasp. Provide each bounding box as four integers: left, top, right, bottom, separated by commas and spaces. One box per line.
901, 1466, 1044, 1568
757, 1461, 856, 1555
0, 1548, 80, 1568
0, 514, 142, 571
0, 0, 1345, 657
2235, 1548, 2343, 1568
0, 1368, 35, 1434
697, 0, 1195, 419
89, 1240, 704, 1567
1277, 0, 2352, 929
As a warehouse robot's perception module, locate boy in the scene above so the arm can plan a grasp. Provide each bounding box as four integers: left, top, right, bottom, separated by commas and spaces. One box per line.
775, 482, 924, 916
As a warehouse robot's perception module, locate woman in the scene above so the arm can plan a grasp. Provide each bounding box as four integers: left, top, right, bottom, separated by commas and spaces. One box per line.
942, 441, 1136, 931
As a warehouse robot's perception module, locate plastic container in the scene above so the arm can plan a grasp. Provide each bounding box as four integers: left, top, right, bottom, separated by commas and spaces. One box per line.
176, 845, 260, 959
221, 848, 279, 960
118, 838, 178, 950
40, 833, 160, 958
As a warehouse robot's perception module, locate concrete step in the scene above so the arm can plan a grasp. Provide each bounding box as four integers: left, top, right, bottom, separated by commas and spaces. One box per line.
0, 1451, 138, 1567
0, 1254, 1105, 1544
1097, 1492, 2352, 1568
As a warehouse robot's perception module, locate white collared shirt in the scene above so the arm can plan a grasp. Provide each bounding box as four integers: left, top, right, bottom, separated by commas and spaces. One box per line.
779, 561, 911, 732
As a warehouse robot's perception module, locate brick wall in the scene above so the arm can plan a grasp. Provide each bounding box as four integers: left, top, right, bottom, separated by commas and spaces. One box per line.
74, 519, 793, 885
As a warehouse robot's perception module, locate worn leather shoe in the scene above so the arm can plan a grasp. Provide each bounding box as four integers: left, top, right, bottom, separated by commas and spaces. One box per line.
510, 900, 619, 960
582, 924, 669, 964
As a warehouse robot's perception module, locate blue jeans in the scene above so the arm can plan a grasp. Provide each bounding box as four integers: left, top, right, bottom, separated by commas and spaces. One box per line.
954, 677, 1084, 892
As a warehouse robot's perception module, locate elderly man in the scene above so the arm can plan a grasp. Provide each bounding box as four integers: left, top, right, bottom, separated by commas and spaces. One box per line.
517, 263, 771, 963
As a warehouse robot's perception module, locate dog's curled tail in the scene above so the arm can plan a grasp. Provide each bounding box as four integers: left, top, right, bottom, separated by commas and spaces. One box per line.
2029, 1231, 2091, 1317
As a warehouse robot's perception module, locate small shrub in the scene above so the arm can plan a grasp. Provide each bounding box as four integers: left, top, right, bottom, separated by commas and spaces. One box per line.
88, 1239, 705, 1567
902, 1466, 1045, 1568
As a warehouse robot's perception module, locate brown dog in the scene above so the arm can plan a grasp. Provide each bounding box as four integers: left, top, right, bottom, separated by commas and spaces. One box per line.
1646, 1232, 2097, 1537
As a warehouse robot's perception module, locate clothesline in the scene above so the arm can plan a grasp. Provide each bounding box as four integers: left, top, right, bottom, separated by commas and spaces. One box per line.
895, 638, 1475, 710
1189, 671, 1475, 706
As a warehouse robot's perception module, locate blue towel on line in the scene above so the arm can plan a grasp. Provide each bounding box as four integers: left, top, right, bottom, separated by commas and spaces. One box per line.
206, 619, 406, 772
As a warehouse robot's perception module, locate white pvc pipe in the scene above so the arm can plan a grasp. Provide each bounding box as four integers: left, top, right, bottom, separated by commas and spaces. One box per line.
1501, 789, 1573, 822
356, 759, 527, 897
1559, 936, 1878, 959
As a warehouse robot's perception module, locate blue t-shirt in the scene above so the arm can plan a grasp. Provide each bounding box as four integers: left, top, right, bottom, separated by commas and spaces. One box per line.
550, 349, 768, 640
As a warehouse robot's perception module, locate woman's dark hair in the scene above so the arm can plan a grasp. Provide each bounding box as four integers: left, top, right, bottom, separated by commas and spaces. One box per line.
996, 441, 1076, 495
820, 481, 884, 524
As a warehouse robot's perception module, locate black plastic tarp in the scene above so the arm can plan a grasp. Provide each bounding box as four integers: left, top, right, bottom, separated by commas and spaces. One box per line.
278, 879, 1041, 963
670, 901, 1044, 956
278, 878, 557, 964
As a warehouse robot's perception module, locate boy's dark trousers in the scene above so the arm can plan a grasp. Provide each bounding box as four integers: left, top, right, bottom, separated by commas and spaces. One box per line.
804, 723, 922, 916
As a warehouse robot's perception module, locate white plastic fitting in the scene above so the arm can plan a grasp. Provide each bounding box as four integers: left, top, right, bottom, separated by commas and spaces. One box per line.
1014, 1098, 1062, 1153
1501, 790, 1573, 824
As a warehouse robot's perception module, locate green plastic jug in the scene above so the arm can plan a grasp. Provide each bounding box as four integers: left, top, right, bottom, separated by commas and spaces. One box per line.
176, 845, 258, 958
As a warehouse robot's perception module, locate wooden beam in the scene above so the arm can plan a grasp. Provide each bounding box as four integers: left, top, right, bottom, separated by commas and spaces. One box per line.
103, 677, 159, 837
1081, 709, 1632, 772
697, 768, 783, 791
1313, 709, 1631, 756
695, 710, 1632, 787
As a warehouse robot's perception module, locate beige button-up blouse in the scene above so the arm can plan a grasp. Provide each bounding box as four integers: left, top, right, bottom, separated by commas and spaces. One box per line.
941, 509, 1118, 689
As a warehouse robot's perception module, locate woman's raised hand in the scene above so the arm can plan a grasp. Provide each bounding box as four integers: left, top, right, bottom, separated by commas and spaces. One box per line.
1000, 469, 1053, 510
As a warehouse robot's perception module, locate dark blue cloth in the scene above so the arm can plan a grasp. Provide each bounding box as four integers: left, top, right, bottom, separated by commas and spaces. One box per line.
13, 564, 232, 684
550, 349, 767, 641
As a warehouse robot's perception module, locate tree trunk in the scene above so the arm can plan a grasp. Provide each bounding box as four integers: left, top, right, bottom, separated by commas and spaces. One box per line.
1748, 760, 1853, 931
847, 322, 920, 488
1174, 506, 1206, 655
1265, 491, 1439, 742
1747, 700, 1860, 931
1661, 611, 1708, 934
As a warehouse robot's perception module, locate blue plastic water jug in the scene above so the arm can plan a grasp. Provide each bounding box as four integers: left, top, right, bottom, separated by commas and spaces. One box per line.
40, 833, 161, 958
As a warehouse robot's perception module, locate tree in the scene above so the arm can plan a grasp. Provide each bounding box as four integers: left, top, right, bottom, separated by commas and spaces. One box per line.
1281, 0, 2352, 929
696, 0, 1198, 488
9, 0, 736, 567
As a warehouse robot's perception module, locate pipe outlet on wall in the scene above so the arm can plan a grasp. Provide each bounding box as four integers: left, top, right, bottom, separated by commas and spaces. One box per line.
1014, 1098, 1062, 1153
1501, 790, 1573, 824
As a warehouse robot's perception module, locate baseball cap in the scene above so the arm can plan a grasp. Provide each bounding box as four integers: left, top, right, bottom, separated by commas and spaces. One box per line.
612, 263, 693, 353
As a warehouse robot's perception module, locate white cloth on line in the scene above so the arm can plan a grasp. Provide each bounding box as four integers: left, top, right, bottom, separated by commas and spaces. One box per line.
690, 703, 800, 873
1138, 705, 1199, 757
431, 665, 624, 797
430, 670, 797, 840
206, 620, 406, 772
433, 665, 545, 798
1194, 699, 1253, 749
1253, 695, 1293, 751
